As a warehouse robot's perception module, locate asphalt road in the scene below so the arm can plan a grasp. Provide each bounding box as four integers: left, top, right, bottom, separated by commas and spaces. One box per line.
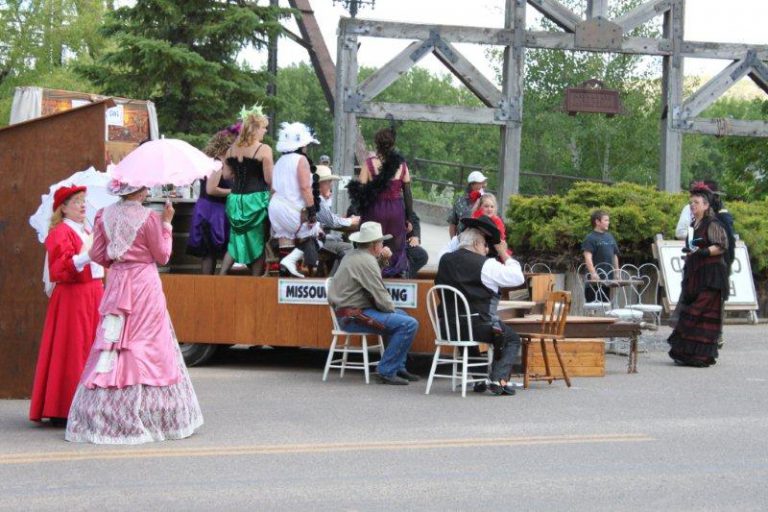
1, 323, 767, 511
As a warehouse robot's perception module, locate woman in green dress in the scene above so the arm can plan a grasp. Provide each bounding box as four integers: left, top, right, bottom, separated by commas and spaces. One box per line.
219, 105, 273, 276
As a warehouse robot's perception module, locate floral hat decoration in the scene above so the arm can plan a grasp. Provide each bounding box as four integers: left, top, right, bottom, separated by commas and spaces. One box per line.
276, 122, 319, 153
239, 103, 266, 121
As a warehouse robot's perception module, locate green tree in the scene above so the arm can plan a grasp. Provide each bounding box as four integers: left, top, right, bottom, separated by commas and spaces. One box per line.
78, 0, 290, 140
704, 98, 768, 201
1, 0, 108, 125
275, 64, 500, 197
485, 0, 663, 193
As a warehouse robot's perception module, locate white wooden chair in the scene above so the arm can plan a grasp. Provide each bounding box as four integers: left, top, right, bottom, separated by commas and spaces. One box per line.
425, 285, 493, 398
322, 278, 385, 384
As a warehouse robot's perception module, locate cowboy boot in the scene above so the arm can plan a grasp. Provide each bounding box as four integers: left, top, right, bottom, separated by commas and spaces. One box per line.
280, 248, 305, 278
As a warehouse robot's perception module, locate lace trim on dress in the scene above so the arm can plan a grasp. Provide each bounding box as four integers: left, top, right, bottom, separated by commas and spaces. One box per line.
102, 200, 151, 261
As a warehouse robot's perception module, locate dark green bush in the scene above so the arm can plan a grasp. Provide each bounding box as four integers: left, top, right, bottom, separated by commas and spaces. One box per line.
506, 182, 768, 279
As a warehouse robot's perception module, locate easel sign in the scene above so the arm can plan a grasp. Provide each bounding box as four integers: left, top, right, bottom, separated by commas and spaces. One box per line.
653, 238, 759, 319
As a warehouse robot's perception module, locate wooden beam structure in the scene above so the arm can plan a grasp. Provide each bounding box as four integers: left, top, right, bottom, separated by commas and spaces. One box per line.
659, 0, 684, 193
679, 118, 768, 138
342, 17, 768, 61
433, 40, 503, 108
615, 0, 672, 32
288, 0, 368, 166
528, 0, 581, 32
680, 57, 753, 120
587, 0, 609, 19
352, 102, 503, 125
334, 0, 768, 206
498, 0, 526, 205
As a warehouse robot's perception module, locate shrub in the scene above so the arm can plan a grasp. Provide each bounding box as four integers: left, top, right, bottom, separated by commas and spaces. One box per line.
506, 182, 768, 279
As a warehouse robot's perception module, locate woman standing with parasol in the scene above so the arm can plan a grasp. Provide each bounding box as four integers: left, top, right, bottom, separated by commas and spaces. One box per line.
29, 185, 105, 426
65, 139, 214, 444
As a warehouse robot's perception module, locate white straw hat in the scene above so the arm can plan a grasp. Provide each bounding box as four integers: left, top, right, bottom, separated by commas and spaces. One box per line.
276, 122, 319, 153
467, 170, 488, 183
349, 222, 393, 243
315, 165, 340, 182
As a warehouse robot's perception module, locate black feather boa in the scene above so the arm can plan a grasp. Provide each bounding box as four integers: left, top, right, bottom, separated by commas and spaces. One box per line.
347, 151, 404, 214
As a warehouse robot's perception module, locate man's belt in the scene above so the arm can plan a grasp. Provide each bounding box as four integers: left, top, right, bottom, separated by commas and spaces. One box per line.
335, 307, 386, 331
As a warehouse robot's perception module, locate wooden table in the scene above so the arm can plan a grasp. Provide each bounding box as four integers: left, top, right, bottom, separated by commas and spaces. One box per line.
504, 315, 643, 373
497, 300, 537, 319
587, 278, 644, 288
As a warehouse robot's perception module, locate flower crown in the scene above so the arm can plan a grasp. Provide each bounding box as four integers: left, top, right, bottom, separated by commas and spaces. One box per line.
239, 103, 265, 121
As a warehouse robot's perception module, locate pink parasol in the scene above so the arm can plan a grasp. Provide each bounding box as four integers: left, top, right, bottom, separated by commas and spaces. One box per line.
108, 138, 222, 187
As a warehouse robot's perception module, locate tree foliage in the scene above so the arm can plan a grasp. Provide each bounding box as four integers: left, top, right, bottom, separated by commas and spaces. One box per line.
0, 0, 107, 125
77, 0, 290, 138
505, 182, 768, 279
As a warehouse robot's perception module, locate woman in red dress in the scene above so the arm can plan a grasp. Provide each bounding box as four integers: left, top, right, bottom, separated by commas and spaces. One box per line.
29, 185, 104, 426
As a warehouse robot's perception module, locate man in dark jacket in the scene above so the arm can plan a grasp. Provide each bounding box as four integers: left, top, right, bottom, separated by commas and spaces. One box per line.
434, 216, 525, 396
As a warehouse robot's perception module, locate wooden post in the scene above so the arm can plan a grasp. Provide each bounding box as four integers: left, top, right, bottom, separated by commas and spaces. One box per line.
498, 0, 525, 214
659, 0, 684, 192
333, 22, 359, 214
587, 0, 608, 19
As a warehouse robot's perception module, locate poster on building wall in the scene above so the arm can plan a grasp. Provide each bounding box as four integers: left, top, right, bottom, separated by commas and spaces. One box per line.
654, 238, 758, 312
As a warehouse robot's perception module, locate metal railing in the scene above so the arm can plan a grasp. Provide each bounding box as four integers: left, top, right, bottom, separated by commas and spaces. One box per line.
409, 157, 612, 197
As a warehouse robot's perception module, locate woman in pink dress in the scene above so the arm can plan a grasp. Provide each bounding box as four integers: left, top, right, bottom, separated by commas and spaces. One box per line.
65, 181, 203, 444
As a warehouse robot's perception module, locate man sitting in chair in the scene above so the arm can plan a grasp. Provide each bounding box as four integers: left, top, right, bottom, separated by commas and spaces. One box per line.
328, 221, 420, 385
435, 216, 525, 396
315, 165, 359, 275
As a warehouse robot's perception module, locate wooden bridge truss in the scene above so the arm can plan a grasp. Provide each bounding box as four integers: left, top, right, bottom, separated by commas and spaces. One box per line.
330, 0, 768, 210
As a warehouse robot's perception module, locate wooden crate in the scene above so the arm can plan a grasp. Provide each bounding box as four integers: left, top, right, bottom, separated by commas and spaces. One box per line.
526, 338, 605, 377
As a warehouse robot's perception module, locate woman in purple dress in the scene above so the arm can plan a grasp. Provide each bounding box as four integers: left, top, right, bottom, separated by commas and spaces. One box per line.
186, 126, 237, 274
347, 127, 413, 278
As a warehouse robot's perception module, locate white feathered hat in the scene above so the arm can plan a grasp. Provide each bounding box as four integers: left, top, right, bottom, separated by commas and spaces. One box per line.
276, 122, 319, 153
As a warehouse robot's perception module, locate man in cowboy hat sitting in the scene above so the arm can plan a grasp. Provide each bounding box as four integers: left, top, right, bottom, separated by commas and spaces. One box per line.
315, 165, 360, 275
435, 216, 525, 395
328, 221, 420, 385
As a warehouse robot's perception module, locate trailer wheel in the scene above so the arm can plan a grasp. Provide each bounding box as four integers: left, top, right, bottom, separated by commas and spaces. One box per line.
179, 343, 218, 366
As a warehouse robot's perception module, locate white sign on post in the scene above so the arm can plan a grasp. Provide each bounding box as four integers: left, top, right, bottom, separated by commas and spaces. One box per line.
654, 239, 758, 312
106, 105, 124, 127
278, 279, 418, 308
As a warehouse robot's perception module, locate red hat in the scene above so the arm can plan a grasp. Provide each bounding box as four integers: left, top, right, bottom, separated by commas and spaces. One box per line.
53, 185, 87, 212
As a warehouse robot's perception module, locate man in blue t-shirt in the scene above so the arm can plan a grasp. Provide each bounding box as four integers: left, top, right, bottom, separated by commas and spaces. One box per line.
582, 209, 621, 303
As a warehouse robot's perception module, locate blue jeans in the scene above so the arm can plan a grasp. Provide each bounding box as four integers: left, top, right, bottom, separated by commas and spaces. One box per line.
339, 308, 418, 377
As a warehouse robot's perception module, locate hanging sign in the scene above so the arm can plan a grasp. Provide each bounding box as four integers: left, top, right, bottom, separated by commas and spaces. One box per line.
654, 238, 758, 312
564, 79, 622, 116
278, 279, 417, 308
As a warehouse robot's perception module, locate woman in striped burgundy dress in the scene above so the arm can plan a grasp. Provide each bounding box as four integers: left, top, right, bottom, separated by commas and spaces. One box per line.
667, 183, 729, 367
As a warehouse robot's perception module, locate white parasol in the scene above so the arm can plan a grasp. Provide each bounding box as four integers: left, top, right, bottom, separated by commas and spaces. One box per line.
29, 166, 119, 243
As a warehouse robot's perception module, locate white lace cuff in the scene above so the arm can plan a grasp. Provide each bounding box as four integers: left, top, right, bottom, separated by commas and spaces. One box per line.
72, 252, 91, 272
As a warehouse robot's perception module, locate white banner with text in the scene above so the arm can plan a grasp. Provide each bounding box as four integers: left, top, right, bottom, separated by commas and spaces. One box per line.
278, 279, 418, 308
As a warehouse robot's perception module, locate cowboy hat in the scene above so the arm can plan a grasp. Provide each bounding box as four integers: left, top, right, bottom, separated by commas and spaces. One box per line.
53, 185, 87, 211
349, 221, 393, 244
467, 170, 488, 184
276, 122, 319, 153
315, 165, 340, 182
461, 215, 501, 245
